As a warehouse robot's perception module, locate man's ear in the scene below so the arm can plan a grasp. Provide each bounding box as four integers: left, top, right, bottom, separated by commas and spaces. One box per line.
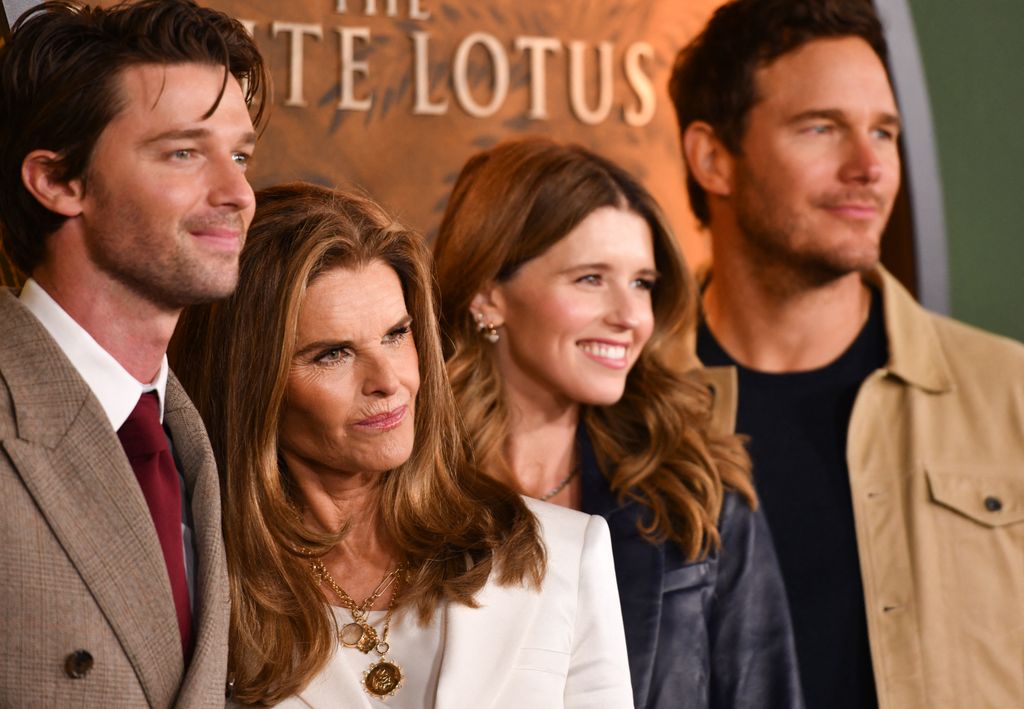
21, 150, 85, 218
470, 285, 506, 328
682, 121, 734, 198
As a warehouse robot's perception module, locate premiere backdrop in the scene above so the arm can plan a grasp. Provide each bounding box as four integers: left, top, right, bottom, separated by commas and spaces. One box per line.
0, 0, 919, 294
2, 0, 953, 322
224, 0, 724, 265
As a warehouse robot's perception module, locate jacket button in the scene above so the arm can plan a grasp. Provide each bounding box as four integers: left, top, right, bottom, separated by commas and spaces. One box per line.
64, 650, 93, 679
984, 496, 1002, 512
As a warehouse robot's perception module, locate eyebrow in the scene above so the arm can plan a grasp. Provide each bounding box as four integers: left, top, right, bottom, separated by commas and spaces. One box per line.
788, 108, 902, 130
293, 314, 413, 359
562, 263, 660, 278
562, 262, 611, 274
140, 127, 258, 148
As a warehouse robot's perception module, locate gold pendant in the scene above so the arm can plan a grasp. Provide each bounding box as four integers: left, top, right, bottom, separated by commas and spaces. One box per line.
338, 622, 379, 654
363, 658, 403, 698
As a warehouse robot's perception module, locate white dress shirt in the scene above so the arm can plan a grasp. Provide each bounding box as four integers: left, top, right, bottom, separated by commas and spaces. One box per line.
18, 278, 169, 424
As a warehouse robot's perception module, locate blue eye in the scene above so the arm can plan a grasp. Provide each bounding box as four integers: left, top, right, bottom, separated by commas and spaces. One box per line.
633, 278, 656, 291
232, 152, 251, 167
576, 274, 602, 285
384, 325, 411, 344
315, 347, 350, 365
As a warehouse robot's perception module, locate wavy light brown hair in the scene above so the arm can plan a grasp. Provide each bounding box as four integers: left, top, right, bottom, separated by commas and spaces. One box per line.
434, 138, 754, 560
171, 182, 543, 705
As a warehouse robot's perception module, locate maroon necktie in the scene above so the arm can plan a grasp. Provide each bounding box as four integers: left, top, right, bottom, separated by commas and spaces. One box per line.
117, 391, 194, 662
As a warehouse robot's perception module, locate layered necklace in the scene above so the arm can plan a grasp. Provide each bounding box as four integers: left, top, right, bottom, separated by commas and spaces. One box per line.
311, 559, 407, 699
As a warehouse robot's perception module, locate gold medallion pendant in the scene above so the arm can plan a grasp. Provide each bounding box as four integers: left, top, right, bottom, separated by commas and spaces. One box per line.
310, 557, 408, 699
363, 658, 403, 698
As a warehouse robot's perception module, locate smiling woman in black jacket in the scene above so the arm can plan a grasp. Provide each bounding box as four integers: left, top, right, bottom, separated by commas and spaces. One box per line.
432, 137, 804, 709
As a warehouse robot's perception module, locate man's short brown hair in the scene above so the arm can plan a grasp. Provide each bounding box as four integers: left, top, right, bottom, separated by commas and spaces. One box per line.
668, 0, 889, 225
0, 0, 269, 274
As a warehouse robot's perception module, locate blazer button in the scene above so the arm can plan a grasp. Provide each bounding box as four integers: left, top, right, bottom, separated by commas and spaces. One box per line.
984, 496, 1003, 512
64, 650, 94, 679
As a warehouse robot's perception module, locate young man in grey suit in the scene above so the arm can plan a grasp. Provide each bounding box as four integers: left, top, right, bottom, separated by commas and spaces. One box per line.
0, 1, 268, 705
669, 1, 1024, 707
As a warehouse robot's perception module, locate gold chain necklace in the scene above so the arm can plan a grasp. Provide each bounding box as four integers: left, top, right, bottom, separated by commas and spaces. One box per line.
311, 559, 407, 698
540, 466, 579, 501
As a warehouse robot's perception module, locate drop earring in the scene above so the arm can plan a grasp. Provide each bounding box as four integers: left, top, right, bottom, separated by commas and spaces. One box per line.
474, 311, 500, 344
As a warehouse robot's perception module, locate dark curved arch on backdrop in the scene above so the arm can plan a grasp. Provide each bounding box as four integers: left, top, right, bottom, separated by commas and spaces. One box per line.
876, 0, 950, 314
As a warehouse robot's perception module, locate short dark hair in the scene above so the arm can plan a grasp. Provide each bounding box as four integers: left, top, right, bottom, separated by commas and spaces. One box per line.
0, 0, 269, 274
668, 0, 889, 225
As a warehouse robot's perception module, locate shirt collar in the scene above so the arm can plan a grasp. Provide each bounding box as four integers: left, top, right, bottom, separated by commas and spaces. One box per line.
863, 266, 953, 394
19, 278, 169, 429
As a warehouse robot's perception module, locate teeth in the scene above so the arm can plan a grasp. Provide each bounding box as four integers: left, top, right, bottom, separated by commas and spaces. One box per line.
579, 342, 626, 360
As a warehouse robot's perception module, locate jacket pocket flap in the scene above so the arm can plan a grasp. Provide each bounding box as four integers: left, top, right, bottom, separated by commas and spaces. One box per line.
926, 466, 1024, 527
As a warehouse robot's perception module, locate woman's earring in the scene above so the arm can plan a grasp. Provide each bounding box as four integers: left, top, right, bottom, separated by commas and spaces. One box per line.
474, 311, 500, 344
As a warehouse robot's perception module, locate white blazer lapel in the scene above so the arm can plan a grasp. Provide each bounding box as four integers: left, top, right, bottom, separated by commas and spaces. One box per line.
434, 574, 541, 709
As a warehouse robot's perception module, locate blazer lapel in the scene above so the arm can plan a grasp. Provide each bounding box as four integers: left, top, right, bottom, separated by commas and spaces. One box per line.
0, 292, 183, 706
435, 571, 541, 709
578, 425, 665, 709
164, 375, 230, 707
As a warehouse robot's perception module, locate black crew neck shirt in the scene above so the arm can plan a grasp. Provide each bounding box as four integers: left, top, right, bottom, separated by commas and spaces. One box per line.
697, 290, 887, 709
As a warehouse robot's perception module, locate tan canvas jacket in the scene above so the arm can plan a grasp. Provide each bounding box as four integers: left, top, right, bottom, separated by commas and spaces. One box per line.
843, 267, 1024, 709
703, 266, 1024, 707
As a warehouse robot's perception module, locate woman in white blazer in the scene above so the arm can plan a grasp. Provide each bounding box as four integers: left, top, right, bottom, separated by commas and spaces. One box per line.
172, 182, 633, 708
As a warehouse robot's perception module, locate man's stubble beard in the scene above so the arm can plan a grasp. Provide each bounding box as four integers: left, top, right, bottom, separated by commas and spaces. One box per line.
83, 174, 243, 310
732, 170, 883, 297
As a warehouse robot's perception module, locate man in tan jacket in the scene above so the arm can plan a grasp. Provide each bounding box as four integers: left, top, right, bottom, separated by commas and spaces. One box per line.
0, 2, 267, 705
670, 1, 1024, 708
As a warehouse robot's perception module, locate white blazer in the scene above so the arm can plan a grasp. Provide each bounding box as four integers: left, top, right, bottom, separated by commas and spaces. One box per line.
280, 498, 634, 709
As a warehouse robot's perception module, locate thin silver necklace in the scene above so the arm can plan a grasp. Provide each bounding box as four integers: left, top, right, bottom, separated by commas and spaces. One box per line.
539, 468, 579, 501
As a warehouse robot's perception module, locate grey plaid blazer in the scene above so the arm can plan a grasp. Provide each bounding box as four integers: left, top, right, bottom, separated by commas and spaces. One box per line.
0, 290, 229, 708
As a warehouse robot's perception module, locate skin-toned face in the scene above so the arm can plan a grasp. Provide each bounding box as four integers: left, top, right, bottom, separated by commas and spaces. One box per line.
279, 260, 420, 482
483, 206, 657, 413
727, 37, 901, 281
76, 62, 257, 308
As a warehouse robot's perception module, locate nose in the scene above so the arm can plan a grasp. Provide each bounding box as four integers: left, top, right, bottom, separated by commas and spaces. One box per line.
839, 133, 884, 185
360, 350, 401, 398
606, 285, 650, 331
208, 154, 255, 213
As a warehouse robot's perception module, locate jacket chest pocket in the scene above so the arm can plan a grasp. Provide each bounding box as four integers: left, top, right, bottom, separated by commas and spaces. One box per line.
928, 468, 1024, 528
925, 466, 1024, 633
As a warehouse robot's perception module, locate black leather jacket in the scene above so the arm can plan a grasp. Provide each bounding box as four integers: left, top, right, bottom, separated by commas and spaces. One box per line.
578, 427, 804, 709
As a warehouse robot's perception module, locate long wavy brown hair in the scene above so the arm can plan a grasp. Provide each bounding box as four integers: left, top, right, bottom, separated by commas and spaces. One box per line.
171, 182, 544, 705
434, 138, 754, 561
